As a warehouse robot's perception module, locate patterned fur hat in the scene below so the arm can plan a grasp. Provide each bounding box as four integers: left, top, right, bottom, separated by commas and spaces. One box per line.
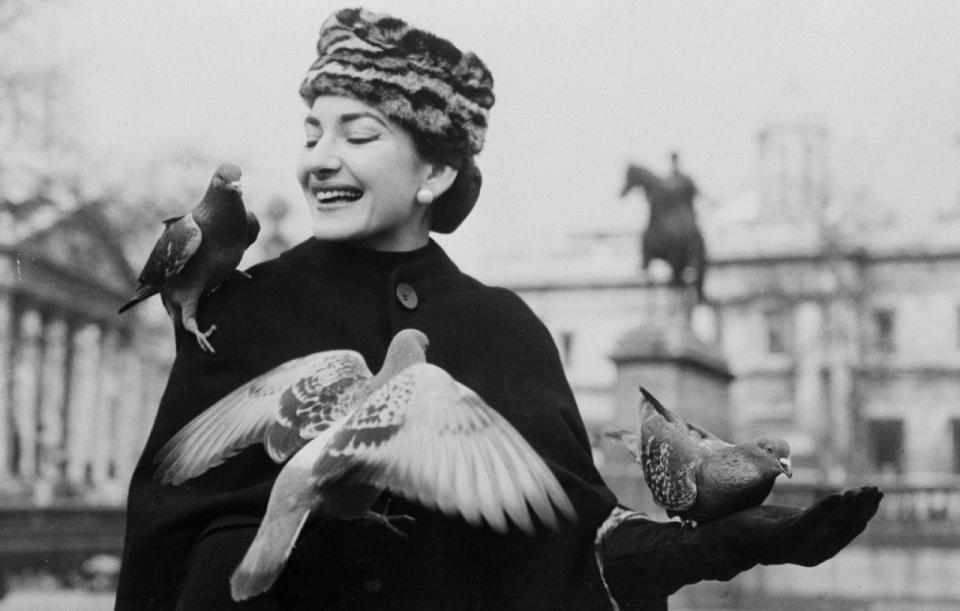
300, 8, 495, 233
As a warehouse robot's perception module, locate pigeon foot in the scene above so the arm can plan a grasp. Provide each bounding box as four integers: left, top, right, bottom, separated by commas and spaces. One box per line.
185, 320, 218, 353
361, 500, 415, 538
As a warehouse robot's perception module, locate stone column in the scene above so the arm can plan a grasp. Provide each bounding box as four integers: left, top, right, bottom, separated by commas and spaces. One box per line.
13, 308, 42, 479
113, 346, 139, 486
65, 322, 102, 486
92, 328, 120, 489
37, 316, 68, 504
794, 300, 825, 473
825, 297, 857, 484
0, 294, 12, 479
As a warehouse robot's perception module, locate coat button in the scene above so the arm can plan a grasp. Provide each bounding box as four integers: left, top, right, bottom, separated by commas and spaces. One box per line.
395, 282, 418, 310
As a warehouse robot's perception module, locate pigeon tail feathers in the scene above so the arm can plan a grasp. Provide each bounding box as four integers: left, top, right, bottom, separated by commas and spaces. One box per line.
230, 507, 310, 602
639, 386, 683, 424
117, 284, 158, 314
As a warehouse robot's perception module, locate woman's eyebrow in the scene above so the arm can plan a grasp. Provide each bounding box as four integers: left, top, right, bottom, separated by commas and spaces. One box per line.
304, 115, 321, 127
340, 111, 391, 130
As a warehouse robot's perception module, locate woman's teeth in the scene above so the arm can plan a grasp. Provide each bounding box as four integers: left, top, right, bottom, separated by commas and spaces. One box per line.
315, 189, 362, 203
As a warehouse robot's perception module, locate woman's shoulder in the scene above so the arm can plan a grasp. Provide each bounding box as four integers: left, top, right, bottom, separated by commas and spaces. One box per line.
195, 246, 329, 327
448, 272, 537, 318
441, 273, 553, 341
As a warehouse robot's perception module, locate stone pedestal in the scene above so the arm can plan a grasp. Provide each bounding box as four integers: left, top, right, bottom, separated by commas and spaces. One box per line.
600, 284, 733, 517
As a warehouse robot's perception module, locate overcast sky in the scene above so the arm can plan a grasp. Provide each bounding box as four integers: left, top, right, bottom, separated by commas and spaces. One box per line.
19, 0, 960, 270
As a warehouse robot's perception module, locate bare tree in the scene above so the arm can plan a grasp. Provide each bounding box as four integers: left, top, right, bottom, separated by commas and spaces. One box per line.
0, 0, 75, 207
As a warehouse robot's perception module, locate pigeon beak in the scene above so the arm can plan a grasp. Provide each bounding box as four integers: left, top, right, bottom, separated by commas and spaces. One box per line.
228, 181, 243, 194
778, 457, 793, 478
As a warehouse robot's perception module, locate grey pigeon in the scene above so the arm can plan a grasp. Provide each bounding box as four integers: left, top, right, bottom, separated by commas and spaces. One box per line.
608, 386, 791, 526
153, 329, 577, 601
118, 163, 260, 353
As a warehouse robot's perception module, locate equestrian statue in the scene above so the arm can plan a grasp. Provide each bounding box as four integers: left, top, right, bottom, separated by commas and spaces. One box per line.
621, 152, 707, 302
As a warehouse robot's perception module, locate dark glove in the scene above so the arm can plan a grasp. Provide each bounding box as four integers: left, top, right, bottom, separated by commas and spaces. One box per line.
600, 486, 882, 607
718, 486, 883, 567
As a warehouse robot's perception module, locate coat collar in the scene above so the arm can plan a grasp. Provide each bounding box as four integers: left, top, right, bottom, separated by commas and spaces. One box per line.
280, 237, 464, 285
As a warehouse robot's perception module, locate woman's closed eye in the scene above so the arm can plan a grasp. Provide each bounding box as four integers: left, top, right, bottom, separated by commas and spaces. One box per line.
346, 132, 380, 144
304, 123, 321, 148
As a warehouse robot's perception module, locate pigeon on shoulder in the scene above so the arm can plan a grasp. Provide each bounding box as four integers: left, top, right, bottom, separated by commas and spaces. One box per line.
119, 163, 260, 353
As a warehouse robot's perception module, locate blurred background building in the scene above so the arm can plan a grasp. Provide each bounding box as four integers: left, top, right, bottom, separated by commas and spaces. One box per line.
482, 121, 960, 610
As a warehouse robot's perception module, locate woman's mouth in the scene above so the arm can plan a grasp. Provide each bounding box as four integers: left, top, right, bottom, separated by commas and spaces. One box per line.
312, 186, 363, 204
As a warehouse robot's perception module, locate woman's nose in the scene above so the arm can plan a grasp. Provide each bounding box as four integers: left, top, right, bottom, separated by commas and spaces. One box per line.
304, 138, 343, 174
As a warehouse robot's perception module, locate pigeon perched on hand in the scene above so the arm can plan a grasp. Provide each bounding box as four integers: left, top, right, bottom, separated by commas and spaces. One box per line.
118, 163, 260, 353
607, 386, 792, 526
153, 329, 576, 602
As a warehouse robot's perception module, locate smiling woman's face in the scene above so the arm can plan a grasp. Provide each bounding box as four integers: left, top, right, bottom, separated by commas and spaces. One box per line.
297, 95, 433, 251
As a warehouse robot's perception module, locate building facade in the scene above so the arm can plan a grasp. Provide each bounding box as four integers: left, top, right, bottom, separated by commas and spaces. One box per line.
0, 199, 168, 509
478, 121, 960, 608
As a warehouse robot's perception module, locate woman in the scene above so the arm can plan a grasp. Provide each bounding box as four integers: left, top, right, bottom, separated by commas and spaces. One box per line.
116, 8, 880, 610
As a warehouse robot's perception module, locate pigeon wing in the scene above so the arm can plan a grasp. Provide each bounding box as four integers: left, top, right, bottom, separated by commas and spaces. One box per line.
639, 406, 703, 513
311, 363, 577, 536
683, 419, 727, 443
139, 213, 203, 286
154, 350, 371, 484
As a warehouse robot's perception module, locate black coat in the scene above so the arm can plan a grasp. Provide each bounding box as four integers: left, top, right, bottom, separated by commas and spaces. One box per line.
116, 238, 619, 610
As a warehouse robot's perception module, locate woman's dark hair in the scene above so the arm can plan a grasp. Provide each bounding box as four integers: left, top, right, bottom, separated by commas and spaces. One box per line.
407, 125, 482, 234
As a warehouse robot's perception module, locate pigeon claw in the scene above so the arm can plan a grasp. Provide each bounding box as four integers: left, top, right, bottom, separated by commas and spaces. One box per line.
361, 506, 415, 539
185, 321, 218, 354
680, 518, 698, 530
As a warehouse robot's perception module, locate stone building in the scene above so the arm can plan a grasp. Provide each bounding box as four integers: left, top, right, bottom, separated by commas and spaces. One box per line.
0, 198, 168, 508
478, 122, 960, 608
483, 121, 960, 486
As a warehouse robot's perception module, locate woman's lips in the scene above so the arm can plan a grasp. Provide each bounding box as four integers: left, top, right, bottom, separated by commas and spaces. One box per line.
311, 184, 364, 204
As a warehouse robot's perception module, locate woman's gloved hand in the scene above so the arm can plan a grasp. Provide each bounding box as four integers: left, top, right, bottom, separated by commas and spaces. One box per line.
599, 486, 882, 607
719, 486, 883, 567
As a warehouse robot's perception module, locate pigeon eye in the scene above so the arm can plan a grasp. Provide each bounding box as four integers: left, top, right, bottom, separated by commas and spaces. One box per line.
764, 446, 773, 454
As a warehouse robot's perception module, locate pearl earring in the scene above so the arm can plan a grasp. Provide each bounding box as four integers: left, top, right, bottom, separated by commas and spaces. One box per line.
415, 188, 434, 205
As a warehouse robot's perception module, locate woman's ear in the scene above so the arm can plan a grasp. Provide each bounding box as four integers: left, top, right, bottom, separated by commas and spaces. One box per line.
421, 164, 459, 201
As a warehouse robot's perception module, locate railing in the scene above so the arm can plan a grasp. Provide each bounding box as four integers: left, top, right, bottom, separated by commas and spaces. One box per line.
766, 479, 960, 547
0, 504, 125, 589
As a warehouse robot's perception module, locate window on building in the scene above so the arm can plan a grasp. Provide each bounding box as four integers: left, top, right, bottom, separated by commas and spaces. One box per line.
956, 306, 960, 349
867, 418, 904, 475
872, 308, 896, 353
952, 420, 960, 474
558, 331, 575, 366
762, 306, 792, 354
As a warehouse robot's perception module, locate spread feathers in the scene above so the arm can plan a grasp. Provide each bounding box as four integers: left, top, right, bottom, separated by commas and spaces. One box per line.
152, 329, 576, 601
118, 163, 260, 353
608, 386, 791, 525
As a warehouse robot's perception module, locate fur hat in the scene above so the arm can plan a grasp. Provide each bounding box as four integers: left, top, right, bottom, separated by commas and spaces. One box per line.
300, 8, 494, 233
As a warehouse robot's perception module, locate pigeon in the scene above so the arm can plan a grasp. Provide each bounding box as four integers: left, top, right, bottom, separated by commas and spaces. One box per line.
152, 329, 577, 601
607, 386, 791, 526
118, 163, 260, 353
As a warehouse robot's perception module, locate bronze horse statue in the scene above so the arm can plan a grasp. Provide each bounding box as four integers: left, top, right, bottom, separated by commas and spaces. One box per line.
621, 154, 707, 301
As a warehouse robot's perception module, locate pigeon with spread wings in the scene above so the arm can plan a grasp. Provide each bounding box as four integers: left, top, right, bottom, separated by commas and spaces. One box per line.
608, 387, 791, 527
153, 329, 577, 602
118, 163, 260, 353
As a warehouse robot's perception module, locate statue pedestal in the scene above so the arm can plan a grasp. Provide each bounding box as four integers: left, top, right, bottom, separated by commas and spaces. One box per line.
600, 283, 733, 517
